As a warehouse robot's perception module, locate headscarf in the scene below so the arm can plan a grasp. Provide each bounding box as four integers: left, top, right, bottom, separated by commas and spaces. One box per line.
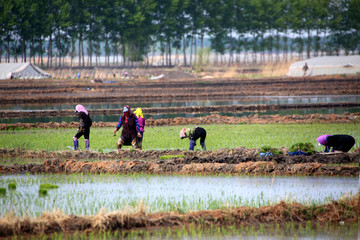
134, 108, 143, 118
122, 105, 131, 125
317, 135, 330, 146
75, 104, 88, 115
179, 128, 188, 139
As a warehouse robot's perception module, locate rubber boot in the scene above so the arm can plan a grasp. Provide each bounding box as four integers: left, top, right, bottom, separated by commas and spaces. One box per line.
200, 142, 207, 151
117, 138, 124, 152
189, 140, 196, 151
85, 139, 90, 150
73, 137, 79, 150
131, 138, 137, 149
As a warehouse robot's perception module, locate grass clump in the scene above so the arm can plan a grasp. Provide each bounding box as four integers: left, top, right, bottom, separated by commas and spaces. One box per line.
0, 187, 6, 196
289, 142, 315, 154
160, 155, 185, 160
39, 188, 48, 196
260, 146, 282, 155
8, 182, 16, 190
40, 183, 59, 189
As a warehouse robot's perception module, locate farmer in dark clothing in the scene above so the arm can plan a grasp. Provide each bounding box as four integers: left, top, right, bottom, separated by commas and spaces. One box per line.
73, 104, 92, 150
113, 105, 141, 151
180, 127, 207, 151
317, 134, 355, 153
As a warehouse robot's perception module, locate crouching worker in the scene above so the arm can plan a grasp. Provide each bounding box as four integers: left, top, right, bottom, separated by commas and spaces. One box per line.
73, 104, 92, 150
134, 108, 145, 150
113, 105, 142, 151
317, 134, 355, 153
180, 127, 207, 151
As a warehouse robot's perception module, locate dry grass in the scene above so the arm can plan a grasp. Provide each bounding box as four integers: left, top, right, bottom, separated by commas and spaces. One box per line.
0, 192, 358, 238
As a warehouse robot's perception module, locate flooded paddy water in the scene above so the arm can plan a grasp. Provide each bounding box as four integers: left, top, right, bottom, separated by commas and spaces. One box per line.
0, 174, 357, 218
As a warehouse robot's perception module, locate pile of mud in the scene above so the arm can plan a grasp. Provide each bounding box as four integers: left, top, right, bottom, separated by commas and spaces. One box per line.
0, 195, 358, 238
2, 104, 360, 119
1, 148, 358, 176
1, 113, 359, 130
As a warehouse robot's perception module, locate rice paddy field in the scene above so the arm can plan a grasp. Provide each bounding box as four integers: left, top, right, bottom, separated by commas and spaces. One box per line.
0, 72, 359, 239
0, 123, 359, 152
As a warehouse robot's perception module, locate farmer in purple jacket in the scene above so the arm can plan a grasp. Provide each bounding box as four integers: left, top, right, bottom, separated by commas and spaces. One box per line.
317, 134, 355, 153
134, 108, 145, 150
113, 105, 141, 151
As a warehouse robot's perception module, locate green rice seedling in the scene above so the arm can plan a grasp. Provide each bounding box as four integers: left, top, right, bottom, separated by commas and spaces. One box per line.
40, 183, 59, 189
0, 187, 6, 196
8, 182, 16, 190
160, 155, 185, 160
289, 142, 315, 154
260, 146, 282, 155
39, 188, 48, 196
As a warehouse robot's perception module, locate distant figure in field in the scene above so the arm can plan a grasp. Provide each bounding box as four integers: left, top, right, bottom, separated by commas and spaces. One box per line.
134, 108, 145, 150
77, 72, 81, 79
180, 127, 207, 151
73, 105, 92, 150
302, 63, 309, 76
113, 105, 142, 151
317, 134, 355, 153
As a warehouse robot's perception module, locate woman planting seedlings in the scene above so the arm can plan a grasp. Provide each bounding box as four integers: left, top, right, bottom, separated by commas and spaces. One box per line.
113, 105, 142, 151
180, 127, 207, 151
73, 104, 92, 150
134, 108, 145, 150
317, 134, 355, 153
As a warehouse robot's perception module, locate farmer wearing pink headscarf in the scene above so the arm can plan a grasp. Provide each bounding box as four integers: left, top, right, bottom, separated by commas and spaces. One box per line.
180, 127, 207, 151
73, 104, 92, 150
317, 134, 355, 153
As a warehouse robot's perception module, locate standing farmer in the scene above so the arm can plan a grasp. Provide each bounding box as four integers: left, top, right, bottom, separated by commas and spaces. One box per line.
73, 104, 92, 150
134, 108, 145, 150
113, 105, 142, 151
180, 127, 207, 151
317, 134, 355, 153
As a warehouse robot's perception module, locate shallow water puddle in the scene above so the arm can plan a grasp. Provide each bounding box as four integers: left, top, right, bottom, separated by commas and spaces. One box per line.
0, 174, 357, 217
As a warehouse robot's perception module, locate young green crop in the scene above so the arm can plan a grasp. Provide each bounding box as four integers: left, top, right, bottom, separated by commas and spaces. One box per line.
0, 123, 359, 152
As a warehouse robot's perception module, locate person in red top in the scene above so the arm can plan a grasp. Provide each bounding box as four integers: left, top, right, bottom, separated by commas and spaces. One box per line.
113, 105, 141, 151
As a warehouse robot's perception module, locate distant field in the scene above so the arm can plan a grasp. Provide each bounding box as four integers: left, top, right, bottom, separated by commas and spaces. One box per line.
0, 123, 359, 152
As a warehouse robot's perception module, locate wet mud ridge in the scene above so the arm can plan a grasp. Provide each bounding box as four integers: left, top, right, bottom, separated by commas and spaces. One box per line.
1, 103, 360, 119
0, 195, 358, 238
1, 113, 359, 130
0, 75, 359, 104
1, 148, 358, 176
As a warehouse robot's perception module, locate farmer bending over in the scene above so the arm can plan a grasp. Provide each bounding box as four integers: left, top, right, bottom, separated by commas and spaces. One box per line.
73, 104, 92, 150
113, 105, 141, 151
180, 127, 207, 151
317, 134, 355, 153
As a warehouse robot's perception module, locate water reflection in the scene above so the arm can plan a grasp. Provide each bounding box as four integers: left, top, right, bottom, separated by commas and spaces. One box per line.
1, 95, 360, 111
0, 174, 357, 218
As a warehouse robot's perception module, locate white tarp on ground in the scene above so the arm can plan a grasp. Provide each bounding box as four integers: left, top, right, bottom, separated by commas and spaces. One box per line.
0, 63, 51, 80
287, 55, 360, 77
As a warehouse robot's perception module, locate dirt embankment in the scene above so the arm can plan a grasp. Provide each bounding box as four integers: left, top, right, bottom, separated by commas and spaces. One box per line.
1, 113, 360, 130
0, 195, 358, 238
0, 75, 359, 104
1, 148, 358, 176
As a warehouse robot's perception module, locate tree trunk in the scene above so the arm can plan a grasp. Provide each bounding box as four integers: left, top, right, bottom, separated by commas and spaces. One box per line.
183, 34, 187, 66
78, 31, 82, 66
306, 28, 311, 59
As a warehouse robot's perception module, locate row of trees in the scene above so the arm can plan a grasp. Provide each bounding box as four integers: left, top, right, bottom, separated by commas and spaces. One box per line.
1, 0, 359, 67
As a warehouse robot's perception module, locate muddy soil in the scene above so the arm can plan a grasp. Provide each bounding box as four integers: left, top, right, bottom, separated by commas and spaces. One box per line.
0, 75, 359, 104
1, 113, 360, 130
0, 148, 358, 176
0, 195, 358, 238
